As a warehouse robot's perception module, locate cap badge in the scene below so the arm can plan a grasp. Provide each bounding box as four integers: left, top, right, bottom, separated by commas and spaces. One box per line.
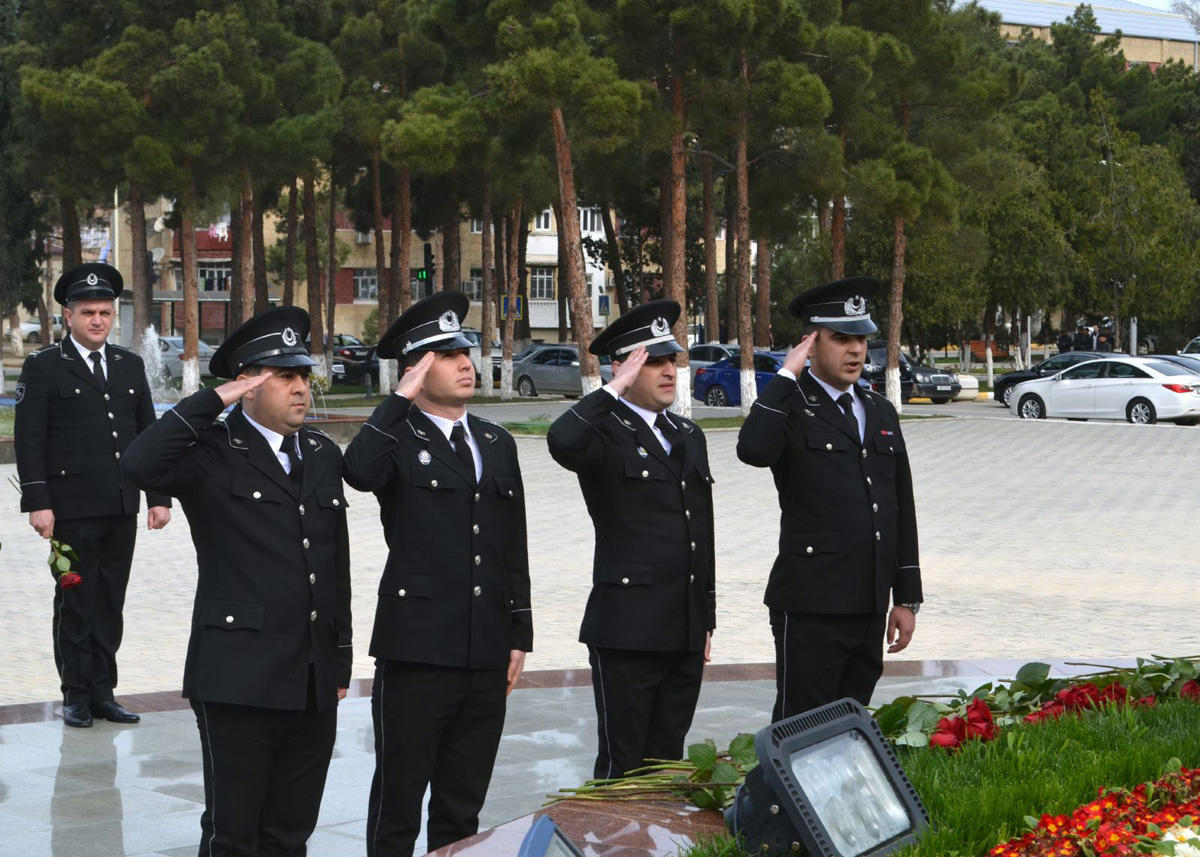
438, 310, 460, 332
650, 317, 670, 337
281, 327, 298, 346
418, 450, 432, 465
844, 295, 867, 316
86, 272, 99, 286
637, 446, 648, 458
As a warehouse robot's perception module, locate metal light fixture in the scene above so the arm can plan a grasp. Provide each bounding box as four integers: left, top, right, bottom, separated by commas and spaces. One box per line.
518, 815, 586, 857
726, 698, 928, 857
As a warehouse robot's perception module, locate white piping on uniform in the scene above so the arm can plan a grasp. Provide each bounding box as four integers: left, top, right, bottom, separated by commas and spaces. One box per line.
371, 669, 386, 855
198, 701, 218, 857
751, 401, 786, 415
169, 407, 199, 439
593, 648, 614, 779
781, 613, 789, 717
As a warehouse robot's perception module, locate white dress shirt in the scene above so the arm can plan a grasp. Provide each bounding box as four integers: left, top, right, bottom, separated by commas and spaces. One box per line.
243, 411, 302, 474
602, 385, 674, 454
779, 366, 865, 443
70, 335, 107, 382
421, 409, 482, 481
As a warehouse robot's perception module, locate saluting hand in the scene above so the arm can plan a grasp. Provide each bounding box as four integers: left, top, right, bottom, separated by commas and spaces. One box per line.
781, 331, 818, 376
395, 351, 436, 400
607, 346, 648, 397
214, 372, 271, 407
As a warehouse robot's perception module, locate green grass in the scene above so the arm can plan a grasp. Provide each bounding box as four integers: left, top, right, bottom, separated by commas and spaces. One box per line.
678, 701, 1200, 857
0, 405, 12, 438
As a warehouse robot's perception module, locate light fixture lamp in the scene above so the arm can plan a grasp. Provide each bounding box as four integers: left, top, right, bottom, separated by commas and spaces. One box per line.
725, 698, 928, 857
517, 815, 586, 857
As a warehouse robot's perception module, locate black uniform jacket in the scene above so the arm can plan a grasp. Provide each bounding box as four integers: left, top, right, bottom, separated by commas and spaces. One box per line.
15, 338, 171, 517
736, 369, 922, 615
121, 389, 352, 711
342, 395, 532, 670
547, 389, 716, 653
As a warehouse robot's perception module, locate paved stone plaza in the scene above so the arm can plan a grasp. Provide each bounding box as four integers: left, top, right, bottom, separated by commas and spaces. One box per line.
2, 403, 1199, 855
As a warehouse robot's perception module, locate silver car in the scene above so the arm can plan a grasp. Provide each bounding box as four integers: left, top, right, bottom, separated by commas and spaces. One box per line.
512, 344, 613, 397
159, 336, 216, 378
688, 343, 739, 370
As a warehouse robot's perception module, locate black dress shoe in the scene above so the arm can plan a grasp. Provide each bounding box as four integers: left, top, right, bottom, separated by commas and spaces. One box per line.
63, 703, 93, 728
91, 701, 140, 724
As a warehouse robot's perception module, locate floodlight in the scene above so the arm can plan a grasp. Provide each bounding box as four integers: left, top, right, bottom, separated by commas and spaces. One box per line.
725, 698, 928, 857
517, 815, 585, 857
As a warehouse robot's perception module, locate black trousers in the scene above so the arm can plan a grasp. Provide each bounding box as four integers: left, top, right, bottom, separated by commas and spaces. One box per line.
52, 514, 137, 706
190, 688, 336, 857
587, 646, 705, 780
366, 660, 508, 857
770, 610, 886, 720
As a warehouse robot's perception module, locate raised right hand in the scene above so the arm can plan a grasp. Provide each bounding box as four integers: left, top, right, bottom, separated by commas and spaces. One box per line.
607, 346, 648, 397
214, 372, 271, 407
781, 331, 818, 376
395, 351, 436, 400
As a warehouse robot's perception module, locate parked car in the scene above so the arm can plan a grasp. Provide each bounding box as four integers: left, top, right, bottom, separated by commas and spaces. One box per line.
330, 333, 372, 362
688, 343, 739, 371
992, 351, 1112, 408
511, 344, 613, 397
460, 327, 486, 384
1179, 336, 1200, 356
692, 351, 870, 407
1010, 357, 1200, 425
1150, 353, 1200, 374
158, 336, 215, 378
863, 342, 961, 403
17, 315, 64, 343
332, 346, 378, 385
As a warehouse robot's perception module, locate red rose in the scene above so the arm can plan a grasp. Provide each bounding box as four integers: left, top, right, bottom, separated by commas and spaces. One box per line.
1181, 680, 1200, 700
1025, 700, 1066, 723
59, 572, 83, 589
1134, 695, 1156, 708
930, 715, 967, 749
1057, 682, 1103, 711
965, 697, 999, 741
1097, 683, 1128, 705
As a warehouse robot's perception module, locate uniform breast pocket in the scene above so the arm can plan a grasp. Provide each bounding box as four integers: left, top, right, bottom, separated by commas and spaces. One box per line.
57, 381, 100, 401
873, 435, 899, 456
495, 475, 521, 500
203, 599, 266, 631
409, 463, 457, 493
623, 456, 667, 483
231, 477, 285, 505
806, 432, 855, 454
314, 484, 348, 511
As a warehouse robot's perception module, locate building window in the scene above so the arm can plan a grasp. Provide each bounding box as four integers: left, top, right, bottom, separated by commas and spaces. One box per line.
411, 268, 433, 302
467, 268, 483, 301
470, 218, 484, 234
534, 209, 552, 231
579, 207, 602, 233
529, 266, 555, 300
199, 263, 231, 291
354, 268, 378, 301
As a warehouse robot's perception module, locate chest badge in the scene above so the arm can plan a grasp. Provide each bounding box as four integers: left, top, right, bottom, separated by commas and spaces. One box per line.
418, 450, 432, 465
804, 408, 815, 417
636, 446, 648, 458
484, 432, 494, 441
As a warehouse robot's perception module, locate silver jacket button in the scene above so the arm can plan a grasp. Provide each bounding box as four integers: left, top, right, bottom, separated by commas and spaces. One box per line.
473, 585, 482, 596
225, 615, 234, 624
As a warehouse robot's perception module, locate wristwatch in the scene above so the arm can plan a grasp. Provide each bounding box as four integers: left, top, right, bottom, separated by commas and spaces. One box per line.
898, 602, 921, 615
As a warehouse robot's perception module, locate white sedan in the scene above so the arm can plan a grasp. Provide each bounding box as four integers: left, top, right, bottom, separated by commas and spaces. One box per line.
1010, 357, 1200, 425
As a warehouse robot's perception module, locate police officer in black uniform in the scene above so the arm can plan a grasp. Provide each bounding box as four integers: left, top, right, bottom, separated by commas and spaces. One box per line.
344, 292, 532, 857
121, 307, 352, 857
547, 300, 716, 780
737, 277, 922, 720
14, 262, 172, 728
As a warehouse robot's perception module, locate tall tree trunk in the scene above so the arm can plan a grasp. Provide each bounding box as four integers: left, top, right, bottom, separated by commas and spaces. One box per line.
479, 184, 494, 398
442, 213, 461, 292
495, 213, 509, 398
724, 174, 737, 344
501, 204, 521, 400
326, 177, 337, 373
554, 201, 569, 341
736, 50, 755, 416
229, 203, 245, 329
60, 197, 82, 269
659, 164, 672, 303
302, 172, 326, 378
128, 182, 152, 354
516, 213, 531, 342
886, 214, 907, 412
181, 169, 200, 396
754, 237, 771, 347
983, 303, 996, 391
667, 46, 691, 417
830, 129, 847, 280
371, 147, 388, 316
379, 166, 404, 394
394, 167, 412, 317
282, 177, 298, 307
238, 161, 255, 324
550, 107, 599, 393
252, 195, 268, 315
600, 202, 627, 315
701, 155, 719, 345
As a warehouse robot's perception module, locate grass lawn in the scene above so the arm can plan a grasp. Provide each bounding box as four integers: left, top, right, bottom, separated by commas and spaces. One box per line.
0, 406, 12, 438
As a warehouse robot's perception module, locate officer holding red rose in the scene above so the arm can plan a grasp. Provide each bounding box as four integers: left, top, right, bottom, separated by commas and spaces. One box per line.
122, 307, 351, 857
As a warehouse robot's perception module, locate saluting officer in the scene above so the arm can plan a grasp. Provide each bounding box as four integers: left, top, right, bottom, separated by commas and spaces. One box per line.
121, 307, 352, 857
736, 277, 923, 720
14, 262, 172, 728
344, 292, 532, 857
547, 300, 716, 780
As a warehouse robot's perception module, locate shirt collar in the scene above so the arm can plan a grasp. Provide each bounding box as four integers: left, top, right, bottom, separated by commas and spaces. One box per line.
69, 334, 106, 362
242, 410, 290, 455
420, 408, 470, 442
620, 396, 670, 432
808, 368, 855, 403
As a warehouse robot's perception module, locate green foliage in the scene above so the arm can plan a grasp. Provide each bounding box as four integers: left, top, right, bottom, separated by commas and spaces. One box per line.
361, 308, 380, 345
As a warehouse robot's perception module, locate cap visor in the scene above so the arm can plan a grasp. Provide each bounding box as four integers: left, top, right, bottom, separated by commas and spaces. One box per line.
253, 353, 319, 368
645, 339, 685, 357
423, 334, 475, 352
817, 318, 878, 335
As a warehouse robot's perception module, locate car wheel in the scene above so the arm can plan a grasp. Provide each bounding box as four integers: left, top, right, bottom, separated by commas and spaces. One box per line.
931, 397, 950, 405
1000, 386, 1014, 407
704, 385, 729, 407
517, 376, 536, 397
1018, 393, 1045, 419
1126, 398, 1156, 425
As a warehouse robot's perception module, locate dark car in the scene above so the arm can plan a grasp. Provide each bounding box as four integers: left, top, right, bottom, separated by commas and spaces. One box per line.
992, 351, 1111, 408
863, 342, 961, 404
332, 346, 378, 385
693, 351, 870, 407
330, 333, 372, 362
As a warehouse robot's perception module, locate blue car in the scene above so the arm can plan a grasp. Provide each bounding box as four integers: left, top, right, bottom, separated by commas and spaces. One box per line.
692, 351, 870, 406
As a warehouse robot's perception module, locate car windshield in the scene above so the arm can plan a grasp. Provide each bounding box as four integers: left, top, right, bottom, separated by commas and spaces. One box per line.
1146, 360, 1191, 376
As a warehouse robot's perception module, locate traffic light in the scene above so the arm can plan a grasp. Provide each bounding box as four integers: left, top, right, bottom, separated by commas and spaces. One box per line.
418, 241, 435, 281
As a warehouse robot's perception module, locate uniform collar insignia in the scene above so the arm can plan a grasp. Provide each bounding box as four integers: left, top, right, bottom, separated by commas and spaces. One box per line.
637, 445, 648, 457
418, 449, 432, 465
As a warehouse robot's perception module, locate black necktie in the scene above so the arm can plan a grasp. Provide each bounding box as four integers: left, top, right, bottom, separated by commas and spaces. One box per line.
450, 422, 476, 485
837, 392, 860, 443
654, 413, 685, 473
281, 435, 303, 487
89, 351, 104, 386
